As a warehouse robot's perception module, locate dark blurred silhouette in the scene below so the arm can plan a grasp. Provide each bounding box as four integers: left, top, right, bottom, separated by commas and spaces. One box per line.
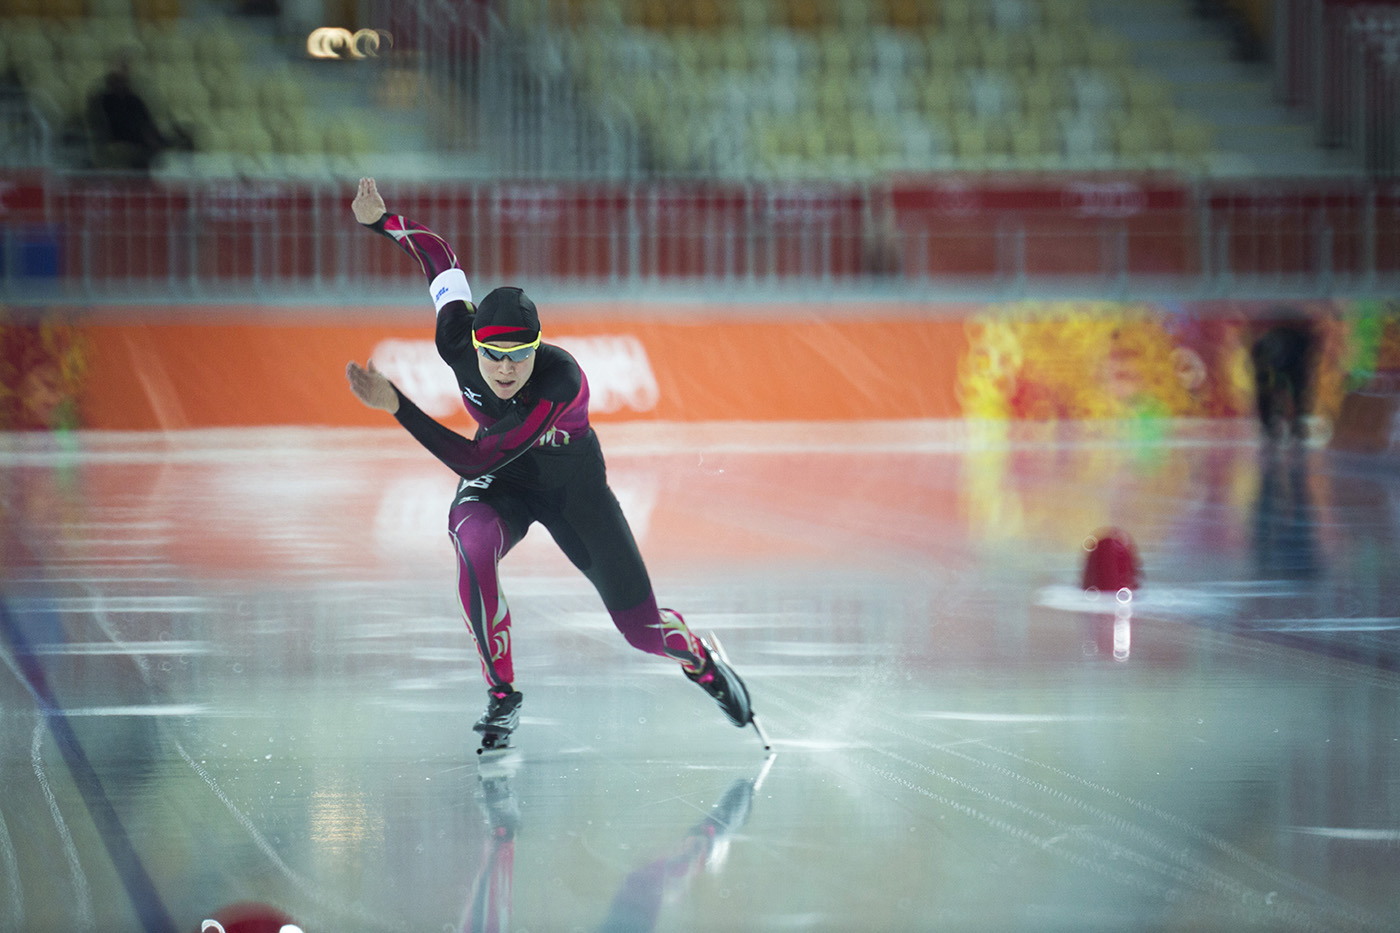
87, 63, 170, 173
1250, 312, 1319, 443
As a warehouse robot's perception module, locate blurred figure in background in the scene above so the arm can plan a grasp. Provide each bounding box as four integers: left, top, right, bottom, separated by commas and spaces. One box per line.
1251, 309, 1318, 443
87, 61, 170, 174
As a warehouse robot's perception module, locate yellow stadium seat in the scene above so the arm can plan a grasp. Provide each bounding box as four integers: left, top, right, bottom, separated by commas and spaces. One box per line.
142, 26, 196, 68
207, 75, 255, 111
1113, 114, 1168, 167
991, 0, 1040, 31
1085, 29, 1130, 69
952, 121, 988, 165
693, 0, 725, 31
1059, 111, 1111, 165
1124, 74, 1171, 115
1168, 111, 1215, 163
88, 0, 133, 16
1043, 0, 1088, 29
724, 31, 757, 73
1010, 118, 1052, 166
5, 23, 55, 79
940, 0, 978, 33
132, 0, 181, 24
1027, 29, 1066, 72
920, 76, 958, 118
817, 31, 855, 74
965, 68, 1021, 119
1021, 70, 1071, 115
323, 120, 372, 159
925, 33, 971, 73
269, 118, 320, 156
835, 0, 872, 32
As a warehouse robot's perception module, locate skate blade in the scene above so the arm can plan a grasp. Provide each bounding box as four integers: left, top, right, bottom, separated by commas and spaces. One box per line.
707, 631, 733, 665
750, 714, 772, 752
476, 734, 515, 757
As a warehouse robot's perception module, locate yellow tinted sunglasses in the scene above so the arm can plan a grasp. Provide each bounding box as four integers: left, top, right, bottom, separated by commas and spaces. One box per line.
473, 334, 541, 362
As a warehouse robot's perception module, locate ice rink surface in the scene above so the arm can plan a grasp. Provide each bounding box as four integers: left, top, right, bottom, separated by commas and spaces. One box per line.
1, 421, 1397, 932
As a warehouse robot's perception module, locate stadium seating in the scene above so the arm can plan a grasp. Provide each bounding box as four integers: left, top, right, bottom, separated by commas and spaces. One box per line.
0, 0, 390, 177
545, 0, 1216, 178
0, 0, 1232, 179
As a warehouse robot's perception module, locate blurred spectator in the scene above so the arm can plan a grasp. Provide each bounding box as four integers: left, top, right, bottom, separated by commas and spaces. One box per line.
1250, 310, 1318, 442
861, 191, 902, 278
1191, 0, 1267, 62
87, 62, 170, 173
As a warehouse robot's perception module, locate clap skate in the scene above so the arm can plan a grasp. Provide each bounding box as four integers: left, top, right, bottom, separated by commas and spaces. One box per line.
474, 687, 523, 756
686, 632, 771, 751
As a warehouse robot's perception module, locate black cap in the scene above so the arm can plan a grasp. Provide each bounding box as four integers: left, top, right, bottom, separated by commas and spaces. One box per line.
473, 287, 541, 344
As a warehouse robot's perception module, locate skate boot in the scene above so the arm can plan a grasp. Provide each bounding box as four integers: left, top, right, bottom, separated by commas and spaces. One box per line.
686, 637, 753, 728
474, 687, 523, 755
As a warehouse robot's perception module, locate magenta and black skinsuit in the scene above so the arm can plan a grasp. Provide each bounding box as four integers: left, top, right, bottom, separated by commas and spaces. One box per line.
365, 212, 706, 689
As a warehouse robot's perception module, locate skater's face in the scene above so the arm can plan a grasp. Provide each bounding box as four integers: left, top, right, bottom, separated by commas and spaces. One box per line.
476, 339, 536, 400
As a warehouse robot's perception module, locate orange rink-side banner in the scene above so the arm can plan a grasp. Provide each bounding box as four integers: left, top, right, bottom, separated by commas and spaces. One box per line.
75, 305, 971, 430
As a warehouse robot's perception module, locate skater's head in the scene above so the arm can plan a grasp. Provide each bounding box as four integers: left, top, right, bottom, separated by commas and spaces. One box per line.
473, 287, 541, 401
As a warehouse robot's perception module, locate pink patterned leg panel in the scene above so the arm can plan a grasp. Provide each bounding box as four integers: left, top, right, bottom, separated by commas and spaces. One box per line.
449, 500, 515, 688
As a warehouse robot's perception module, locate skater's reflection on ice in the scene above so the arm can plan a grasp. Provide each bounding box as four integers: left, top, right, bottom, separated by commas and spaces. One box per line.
597, 754, 775, 933
459, 755, 774, 933
461, 760, 521, 933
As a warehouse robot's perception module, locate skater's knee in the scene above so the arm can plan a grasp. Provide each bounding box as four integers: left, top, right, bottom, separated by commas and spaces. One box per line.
449, 525, 500, 568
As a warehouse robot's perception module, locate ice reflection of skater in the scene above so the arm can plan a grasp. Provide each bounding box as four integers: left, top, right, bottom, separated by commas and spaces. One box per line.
1251, 449, 1321, 580
461, 763, 521, 933
343, 178, 761, 754
596, 755, 774, 933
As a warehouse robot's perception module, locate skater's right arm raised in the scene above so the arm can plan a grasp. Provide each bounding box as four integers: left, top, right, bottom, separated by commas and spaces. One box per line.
352, 177, 473, 325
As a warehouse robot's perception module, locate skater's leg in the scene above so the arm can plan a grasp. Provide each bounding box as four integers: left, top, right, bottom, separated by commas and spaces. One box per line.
542, 480, 755, 728
1251, 338, 1280, 439
538, 437, 757, 733
538, 465, 704, 671
609, 594, 706, 673
1284, 329, 1317, 440
448, 496, 520, 690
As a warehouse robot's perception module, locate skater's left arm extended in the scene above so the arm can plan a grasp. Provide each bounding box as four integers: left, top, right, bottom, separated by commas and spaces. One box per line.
345, 357, 576, 481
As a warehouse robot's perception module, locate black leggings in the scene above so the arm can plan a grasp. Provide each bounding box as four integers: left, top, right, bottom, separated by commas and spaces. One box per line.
446, 434, 704, 688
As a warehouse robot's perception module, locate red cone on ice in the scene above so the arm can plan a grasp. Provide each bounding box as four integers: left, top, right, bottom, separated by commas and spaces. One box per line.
1081, 527, 1141, 593
201, 903, 299, 933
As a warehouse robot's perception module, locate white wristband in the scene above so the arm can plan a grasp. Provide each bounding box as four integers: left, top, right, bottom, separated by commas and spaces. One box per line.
429, 268, 472, 314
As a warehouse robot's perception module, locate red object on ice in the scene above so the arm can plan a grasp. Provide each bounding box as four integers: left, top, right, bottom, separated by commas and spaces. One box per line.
1081, 528, 1141, 593
202, 903, 297, 933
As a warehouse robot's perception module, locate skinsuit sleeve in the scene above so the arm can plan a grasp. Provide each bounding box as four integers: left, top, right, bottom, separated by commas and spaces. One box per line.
389, 384, 573, 482
362, 211, 573, 480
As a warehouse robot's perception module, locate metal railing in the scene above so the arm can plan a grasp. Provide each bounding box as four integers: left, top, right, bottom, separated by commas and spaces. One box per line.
3, 174, 1398, 301
0, 95, 51, 169
1280, 0, 1400, 178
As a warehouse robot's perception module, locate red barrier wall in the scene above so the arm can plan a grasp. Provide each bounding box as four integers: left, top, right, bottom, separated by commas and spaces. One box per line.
4, 298, 1378, 432
71, 305, 971, 430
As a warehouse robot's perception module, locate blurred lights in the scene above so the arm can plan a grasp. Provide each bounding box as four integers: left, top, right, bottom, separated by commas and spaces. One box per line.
306, 27, 392, 60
